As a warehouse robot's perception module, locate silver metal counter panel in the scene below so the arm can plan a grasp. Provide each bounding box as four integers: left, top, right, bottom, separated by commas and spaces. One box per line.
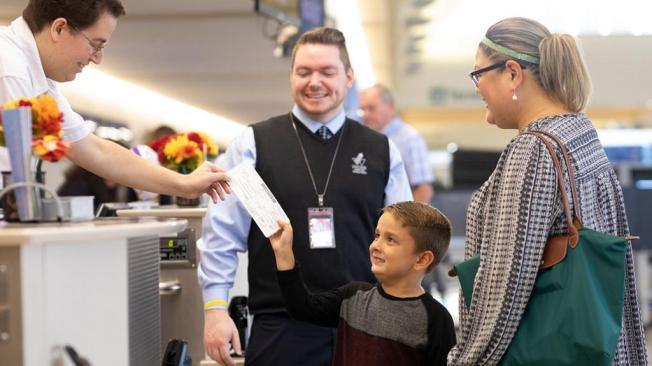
0, 217, 187, 246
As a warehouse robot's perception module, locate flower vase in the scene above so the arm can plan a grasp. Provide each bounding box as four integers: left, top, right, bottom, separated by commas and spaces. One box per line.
175, 167, 200, 207
1, 169, 46, 222
2, 107, 43, 221
175, 195, 200, 207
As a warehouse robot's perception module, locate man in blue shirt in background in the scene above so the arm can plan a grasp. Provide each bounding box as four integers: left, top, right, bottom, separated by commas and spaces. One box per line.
199, 27, 412, 366
360, 84, 434, 203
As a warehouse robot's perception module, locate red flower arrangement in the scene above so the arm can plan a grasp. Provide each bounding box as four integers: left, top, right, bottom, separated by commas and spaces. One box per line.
0, 95, 70, 162
149, 131, 218, 174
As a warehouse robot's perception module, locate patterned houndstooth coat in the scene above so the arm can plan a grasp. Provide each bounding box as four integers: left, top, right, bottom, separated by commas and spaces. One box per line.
447, 113, 648, 365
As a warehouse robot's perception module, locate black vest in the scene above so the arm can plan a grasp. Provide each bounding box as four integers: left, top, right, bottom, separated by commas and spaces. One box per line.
248, 113, 390, 313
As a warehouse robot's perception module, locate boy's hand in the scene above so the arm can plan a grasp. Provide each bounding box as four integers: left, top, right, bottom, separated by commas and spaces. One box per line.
269, 221, 295, 270
270, 221, 293, 251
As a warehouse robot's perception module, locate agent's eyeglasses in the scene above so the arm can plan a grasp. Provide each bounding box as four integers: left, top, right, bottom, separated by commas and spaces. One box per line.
68, 22, 106, 55
469, 62, 505, 87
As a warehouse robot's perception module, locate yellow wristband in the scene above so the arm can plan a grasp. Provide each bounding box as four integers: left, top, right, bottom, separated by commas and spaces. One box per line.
204, 300, 229, 310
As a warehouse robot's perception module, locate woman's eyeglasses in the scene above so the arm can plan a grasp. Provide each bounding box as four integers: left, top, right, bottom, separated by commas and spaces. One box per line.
469, 61, 531, 87
469, 62, 506, 87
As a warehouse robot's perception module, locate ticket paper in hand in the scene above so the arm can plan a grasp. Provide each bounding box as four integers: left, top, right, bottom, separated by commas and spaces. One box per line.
227, 162, 289, 237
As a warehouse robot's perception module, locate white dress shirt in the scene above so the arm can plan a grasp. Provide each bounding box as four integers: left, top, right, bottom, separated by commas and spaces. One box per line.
0, 17, 90, 142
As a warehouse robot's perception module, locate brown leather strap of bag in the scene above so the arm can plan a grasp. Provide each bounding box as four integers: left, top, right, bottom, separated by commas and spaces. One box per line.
531, 130, 583, 228
530, 131, 639, 244
522, 131, 581, 269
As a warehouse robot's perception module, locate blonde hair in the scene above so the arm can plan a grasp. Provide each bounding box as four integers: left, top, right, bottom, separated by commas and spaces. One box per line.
481, 17, 592, 112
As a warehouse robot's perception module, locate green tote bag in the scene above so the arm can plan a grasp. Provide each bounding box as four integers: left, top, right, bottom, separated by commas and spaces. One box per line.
452, 131, 628, 366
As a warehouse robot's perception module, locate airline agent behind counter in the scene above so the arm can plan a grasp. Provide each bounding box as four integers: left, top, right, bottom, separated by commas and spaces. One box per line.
0, 0, 230, 202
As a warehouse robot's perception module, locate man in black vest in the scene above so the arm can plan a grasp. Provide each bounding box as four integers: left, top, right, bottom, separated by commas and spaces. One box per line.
200, 27, 412, 366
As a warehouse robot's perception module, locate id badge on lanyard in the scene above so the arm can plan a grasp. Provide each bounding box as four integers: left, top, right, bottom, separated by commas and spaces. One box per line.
289, 113, 345, 250
308, 207, 336, 249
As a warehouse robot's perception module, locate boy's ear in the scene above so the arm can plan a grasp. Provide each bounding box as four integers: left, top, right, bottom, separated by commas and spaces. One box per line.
414, 250, 435, 271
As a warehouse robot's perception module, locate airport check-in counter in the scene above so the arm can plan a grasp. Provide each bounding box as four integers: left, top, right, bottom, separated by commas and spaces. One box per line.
116, 206, 246, 366
0, 217, 186, 366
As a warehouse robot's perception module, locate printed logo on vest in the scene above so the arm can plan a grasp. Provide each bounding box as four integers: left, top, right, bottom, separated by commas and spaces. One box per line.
351, 153, 367, 175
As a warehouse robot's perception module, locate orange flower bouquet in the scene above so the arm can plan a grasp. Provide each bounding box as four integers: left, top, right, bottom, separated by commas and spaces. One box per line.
150, 131, 218, 174
1, 95, 70, 222
0, 94, 70, 162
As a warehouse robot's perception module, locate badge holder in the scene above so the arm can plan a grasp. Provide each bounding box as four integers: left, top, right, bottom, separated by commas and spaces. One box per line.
308, 206, 336, 249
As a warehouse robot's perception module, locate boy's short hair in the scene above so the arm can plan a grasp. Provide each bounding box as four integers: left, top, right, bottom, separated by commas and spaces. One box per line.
381, 201, 451, 272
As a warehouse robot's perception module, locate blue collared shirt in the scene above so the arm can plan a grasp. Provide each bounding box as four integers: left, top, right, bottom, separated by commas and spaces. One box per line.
199, 105, 412, 309
381, 117, 434, 186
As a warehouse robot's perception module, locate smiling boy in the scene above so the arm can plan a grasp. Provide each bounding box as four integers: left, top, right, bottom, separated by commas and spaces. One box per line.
269, 201, 456, 366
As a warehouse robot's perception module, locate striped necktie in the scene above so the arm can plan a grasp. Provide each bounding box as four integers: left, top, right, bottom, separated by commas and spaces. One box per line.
316, 125, 333, 140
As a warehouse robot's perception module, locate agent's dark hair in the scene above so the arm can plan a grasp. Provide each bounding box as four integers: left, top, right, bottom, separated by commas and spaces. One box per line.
291, 27, 351, 71
482, 17, 591, 112
381, 202, 451, 272
23, 0, 126, 33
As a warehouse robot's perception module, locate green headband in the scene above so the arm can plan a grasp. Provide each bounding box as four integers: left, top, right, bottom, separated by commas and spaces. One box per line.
481, 37, 540, 65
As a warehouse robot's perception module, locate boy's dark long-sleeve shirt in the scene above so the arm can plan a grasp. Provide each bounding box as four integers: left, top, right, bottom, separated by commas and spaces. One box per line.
277, 266, 456, 366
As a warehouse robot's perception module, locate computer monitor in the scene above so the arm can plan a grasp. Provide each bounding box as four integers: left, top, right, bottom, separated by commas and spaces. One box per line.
255, 0, 301, 26
255, 0, 325, 30
299, 0, 325, 31
451, 150, 501, 189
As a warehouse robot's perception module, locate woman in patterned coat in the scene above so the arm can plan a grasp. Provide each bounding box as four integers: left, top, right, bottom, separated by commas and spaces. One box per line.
447, 17, 647, 365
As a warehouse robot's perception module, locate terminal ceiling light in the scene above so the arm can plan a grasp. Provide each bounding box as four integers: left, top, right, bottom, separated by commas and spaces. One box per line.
419, 0, 652, 61
325, 0, 376, 89
59, 67, 245, 147
413, 0, 436, 7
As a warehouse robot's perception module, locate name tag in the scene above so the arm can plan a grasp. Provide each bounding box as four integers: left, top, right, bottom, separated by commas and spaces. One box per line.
308, 207, 336, 249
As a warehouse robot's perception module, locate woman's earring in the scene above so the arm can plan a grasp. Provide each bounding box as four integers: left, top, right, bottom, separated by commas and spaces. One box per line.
512, 89, 518, 101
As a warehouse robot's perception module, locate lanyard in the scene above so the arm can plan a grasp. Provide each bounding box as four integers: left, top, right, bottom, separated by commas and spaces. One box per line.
289, 113, 345, 207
